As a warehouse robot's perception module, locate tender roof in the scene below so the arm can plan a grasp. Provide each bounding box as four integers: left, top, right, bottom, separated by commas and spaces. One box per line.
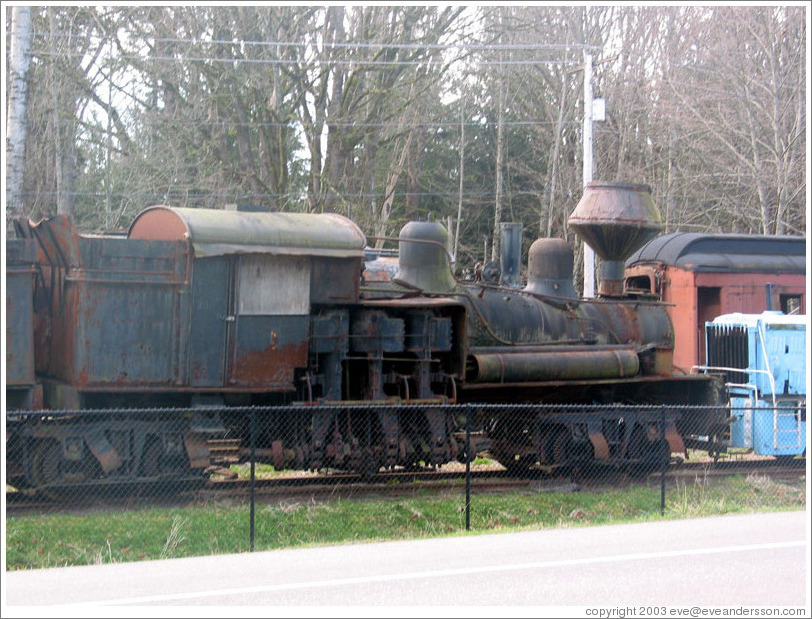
712, 311, 807, 328
128, 206, 367, 258
625, 232, 806, 273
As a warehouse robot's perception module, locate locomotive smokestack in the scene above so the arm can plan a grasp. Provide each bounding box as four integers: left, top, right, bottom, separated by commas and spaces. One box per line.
567, 181, 663, 297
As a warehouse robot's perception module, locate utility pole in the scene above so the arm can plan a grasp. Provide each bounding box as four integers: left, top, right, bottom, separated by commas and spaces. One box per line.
582, 50, 595, 298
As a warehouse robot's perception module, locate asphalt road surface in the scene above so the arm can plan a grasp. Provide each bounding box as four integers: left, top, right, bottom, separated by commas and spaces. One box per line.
3, 510, 809, 617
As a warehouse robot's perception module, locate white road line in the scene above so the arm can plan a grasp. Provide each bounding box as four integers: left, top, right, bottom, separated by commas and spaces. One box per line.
55, 539, 806, 607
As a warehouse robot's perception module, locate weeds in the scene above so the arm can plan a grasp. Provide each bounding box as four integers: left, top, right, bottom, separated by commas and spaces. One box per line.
160, 516, 188, 559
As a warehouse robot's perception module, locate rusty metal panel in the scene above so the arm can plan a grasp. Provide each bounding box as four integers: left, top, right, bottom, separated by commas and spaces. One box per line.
350, 311, 404, 353
72, 261, 184, 385
406, 313, 452, 352
310, 311, 349, 354
5, 239, 37, 386
231, 253, 310, 389
188, 255, 311, 390
311, 257, 361, 304
71, 283, 177, 384
188, 257, 230, 387
82, 236, 187, 275
25, 213, 82, 268
228, 315, 308, 388
50, 237, 188, 387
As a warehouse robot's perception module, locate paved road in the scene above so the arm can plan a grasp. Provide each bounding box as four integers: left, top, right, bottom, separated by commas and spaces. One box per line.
3, 510, 809, 616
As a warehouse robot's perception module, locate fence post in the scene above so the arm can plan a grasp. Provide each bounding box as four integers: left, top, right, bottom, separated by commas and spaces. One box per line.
250, 409, 256, 551
465, 405, 471, 531
660, 408, 667, 515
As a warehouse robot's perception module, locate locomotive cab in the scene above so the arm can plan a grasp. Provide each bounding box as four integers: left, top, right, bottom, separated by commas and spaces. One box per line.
129, 206, 367, 397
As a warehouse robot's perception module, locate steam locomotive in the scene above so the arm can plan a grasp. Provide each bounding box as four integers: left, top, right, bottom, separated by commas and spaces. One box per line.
5, 182, 727, 491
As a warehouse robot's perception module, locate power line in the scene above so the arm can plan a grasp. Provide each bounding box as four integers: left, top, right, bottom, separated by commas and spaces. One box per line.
19, 188, 582, 202
121, 119, 580, 129
30, 50, 582, 68
29, 31, 601, 54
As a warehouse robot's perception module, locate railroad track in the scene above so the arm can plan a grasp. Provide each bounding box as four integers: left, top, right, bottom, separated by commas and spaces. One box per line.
4, 468, 518, 515
6, 456, 804, 516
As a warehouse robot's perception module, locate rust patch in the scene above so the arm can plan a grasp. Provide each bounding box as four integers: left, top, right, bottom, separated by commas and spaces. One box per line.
665, 422, 686, 457
588, 431, 610, 459
184, 433, 211, 469
85, 430, 124, 473
128, 207, 191, 242
230, 341, 308, 388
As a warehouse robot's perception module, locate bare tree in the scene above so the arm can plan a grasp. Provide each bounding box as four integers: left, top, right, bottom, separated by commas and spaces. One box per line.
6, 5, 32, 220
7, 5, 804, 246
654, 6, 805, 234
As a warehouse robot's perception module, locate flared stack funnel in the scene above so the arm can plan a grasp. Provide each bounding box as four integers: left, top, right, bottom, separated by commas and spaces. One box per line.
568, 181, 663, 296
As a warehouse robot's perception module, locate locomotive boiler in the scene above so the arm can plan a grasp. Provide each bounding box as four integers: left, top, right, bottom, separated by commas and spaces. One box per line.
5, 182, 726, 491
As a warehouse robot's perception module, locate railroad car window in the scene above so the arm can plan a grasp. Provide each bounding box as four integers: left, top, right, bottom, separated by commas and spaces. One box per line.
625, 274, 656, 294
237, 254, 310, 315
780, 295, 802, 315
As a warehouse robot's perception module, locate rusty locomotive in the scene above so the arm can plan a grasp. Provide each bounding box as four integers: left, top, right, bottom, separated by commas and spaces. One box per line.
5, 182, 728, 491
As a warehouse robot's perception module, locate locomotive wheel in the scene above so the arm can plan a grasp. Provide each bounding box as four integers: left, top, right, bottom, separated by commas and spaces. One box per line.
548, 429, 573, 465
30, 439, 101, 488
31, 440, 61, 487
139, 438, 163, 477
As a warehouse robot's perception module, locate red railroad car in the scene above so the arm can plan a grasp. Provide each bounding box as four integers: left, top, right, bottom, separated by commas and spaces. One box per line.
624, 233, 806, 374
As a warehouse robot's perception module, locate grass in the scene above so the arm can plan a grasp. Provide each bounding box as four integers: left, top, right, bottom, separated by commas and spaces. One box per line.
5, 471, 805, 571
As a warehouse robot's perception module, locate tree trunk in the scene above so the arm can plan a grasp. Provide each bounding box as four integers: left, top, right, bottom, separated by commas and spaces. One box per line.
6, 6, 33, 220
492, 55, 505, 264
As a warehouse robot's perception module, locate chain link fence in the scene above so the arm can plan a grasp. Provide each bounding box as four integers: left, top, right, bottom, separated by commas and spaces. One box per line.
5, 401, 805, 560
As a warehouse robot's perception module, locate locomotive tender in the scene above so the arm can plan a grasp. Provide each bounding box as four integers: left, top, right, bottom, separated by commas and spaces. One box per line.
5, 182, 727, 491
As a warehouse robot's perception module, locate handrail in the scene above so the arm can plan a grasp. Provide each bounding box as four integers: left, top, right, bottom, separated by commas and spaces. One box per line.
692, 364, 777, 409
